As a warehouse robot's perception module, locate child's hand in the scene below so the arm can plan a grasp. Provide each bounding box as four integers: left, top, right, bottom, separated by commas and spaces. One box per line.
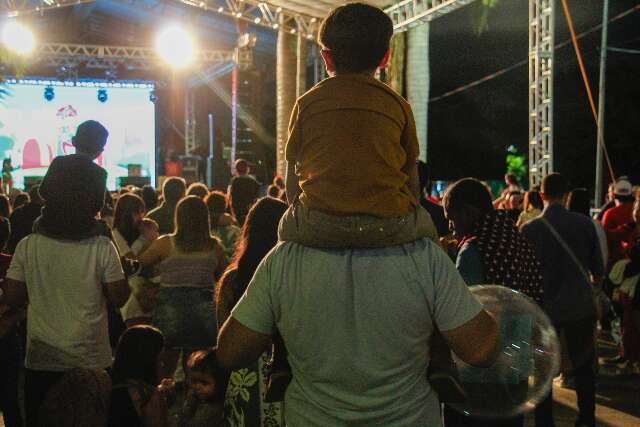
141, 223, 160, 242
157, 378, 176, 404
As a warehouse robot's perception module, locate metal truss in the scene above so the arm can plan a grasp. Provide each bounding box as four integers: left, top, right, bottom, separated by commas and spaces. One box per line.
176, 0, 319, 38
36, 42, 235, 71
185, 88, 196, 155
1, 0, 93, 17
528, 0, 555, 186
384, 0, 476, 31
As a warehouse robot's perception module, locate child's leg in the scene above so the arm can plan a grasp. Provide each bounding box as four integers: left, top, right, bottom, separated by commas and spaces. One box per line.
279, 202, 438, 249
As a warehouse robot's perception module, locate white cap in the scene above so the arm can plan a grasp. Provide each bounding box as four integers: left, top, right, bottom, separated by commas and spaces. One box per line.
614, 178, 633, 197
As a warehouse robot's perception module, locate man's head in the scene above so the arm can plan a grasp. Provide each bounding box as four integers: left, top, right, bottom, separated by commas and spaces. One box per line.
505, 191, 523, 211
504, 173, 519, 187
540, 173, 568, 205
318, 3, 393, 75
162, 177, 186, 206
234, 159, 249, 176
613, 177, 634, 204
0, 217, 9, 252
28, 184, 44, 205
72, 120, 109, 159
443, 178, 494, 237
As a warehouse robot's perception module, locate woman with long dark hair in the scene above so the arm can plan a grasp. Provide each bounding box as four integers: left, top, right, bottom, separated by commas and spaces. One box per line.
140, 196, 226, 378
112, 193, 160, 326
216, 196, 287, 427
112, 193, 156, 259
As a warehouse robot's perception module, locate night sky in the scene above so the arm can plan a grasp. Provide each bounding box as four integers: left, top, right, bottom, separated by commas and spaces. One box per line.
428, 0, 640, 190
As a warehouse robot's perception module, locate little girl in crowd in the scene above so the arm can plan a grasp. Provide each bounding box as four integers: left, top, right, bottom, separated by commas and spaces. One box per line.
108, 325, 175, 427
181, 349, 228, 427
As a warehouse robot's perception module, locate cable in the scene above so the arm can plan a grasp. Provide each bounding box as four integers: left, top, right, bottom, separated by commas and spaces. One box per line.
429, 4, 639, 103
560, 0, 615, 182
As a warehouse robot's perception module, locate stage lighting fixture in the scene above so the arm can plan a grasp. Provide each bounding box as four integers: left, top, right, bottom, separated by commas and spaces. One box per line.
1, 21, 35, 55
43, 86, 54, 102
97, 89, 108, 103
155, 25, 194, 69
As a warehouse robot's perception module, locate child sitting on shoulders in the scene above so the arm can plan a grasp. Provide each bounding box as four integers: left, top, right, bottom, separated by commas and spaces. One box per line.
181, 348, 228, 427
279, 3, 437, 249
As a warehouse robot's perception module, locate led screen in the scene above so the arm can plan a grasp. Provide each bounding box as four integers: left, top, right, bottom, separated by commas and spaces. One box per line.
0, 81, 155, 190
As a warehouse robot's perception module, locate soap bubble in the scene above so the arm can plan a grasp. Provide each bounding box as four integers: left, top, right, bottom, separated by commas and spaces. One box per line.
450, 285, 560, 418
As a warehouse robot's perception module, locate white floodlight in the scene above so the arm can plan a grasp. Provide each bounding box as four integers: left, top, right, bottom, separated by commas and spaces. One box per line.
155, 25, 195, 69
1, 20, 35, 55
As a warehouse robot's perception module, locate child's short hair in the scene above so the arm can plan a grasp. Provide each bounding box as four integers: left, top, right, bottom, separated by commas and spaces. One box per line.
318, 3, 393, 74
187, 348, 229, 401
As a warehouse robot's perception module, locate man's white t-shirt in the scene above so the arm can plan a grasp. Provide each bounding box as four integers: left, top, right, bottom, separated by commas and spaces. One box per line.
7, 234, 125, 371
232, 239, 482, 427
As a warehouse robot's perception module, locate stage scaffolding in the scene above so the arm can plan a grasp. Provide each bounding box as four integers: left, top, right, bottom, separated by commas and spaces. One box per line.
3, 0, 556, 184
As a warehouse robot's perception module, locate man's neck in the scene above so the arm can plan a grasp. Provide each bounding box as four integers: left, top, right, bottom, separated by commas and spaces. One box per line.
544, 199, 565, 209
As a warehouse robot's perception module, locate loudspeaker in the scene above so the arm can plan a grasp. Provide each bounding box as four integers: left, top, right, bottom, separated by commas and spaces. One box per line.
179, 155, 202, 184
117, 176, 151, 188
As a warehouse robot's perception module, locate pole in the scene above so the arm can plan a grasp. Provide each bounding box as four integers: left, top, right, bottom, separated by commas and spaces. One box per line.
594, 0, 609, 206
231, 66, 238, 168
207, 113, 214, 188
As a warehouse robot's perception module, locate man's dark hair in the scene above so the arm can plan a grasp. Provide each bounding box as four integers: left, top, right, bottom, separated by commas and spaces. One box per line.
318, 3, 393, 74
187, 182, 209, 199
505, 173, 519, 186
141, 185, 158, 211
0, 217, 10, 251
567, 188, 590, 217
234, 159, 249, 175
443, 178, 493, 217
28, 184, 43, 204
542, 173, 568, 199
73, 120, 109, 154
162, 177, 186, 205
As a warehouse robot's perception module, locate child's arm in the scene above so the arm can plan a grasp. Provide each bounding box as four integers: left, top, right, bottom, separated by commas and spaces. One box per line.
400, 106, 421, 200
285, 160, 301, 205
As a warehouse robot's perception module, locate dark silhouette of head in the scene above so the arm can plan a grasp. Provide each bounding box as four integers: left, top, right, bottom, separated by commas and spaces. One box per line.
72, 120, 109, 159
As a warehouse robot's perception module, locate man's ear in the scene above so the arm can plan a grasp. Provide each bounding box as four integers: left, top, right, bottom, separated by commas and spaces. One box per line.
378, 48, 391, 69
320, 49, 336, 74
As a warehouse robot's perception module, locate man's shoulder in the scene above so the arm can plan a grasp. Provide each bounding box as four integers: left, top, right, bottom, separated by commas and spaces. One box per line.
147, 203, 166, 218
49, 155, 106, 177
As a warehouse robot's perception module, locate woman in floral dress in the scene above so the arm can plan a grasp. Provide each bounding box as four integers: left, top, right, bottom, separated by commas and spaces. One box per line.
216, 197, 287, 427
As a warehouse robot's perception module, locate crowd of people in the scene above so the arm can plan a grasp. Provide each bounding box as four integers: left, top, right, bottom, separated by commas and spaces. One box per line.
1, 3, 639, 427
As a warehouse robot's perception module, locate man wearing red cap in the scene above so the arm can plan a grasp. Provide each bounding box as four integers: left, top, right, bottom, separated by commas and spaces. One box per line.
602, 177, 636, 270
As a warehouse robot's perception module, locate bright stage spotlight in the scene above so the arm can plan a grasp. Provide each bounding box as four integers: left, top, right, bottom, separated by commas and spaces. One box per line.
155, 25, 194, 69
1, 21, 35, 55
